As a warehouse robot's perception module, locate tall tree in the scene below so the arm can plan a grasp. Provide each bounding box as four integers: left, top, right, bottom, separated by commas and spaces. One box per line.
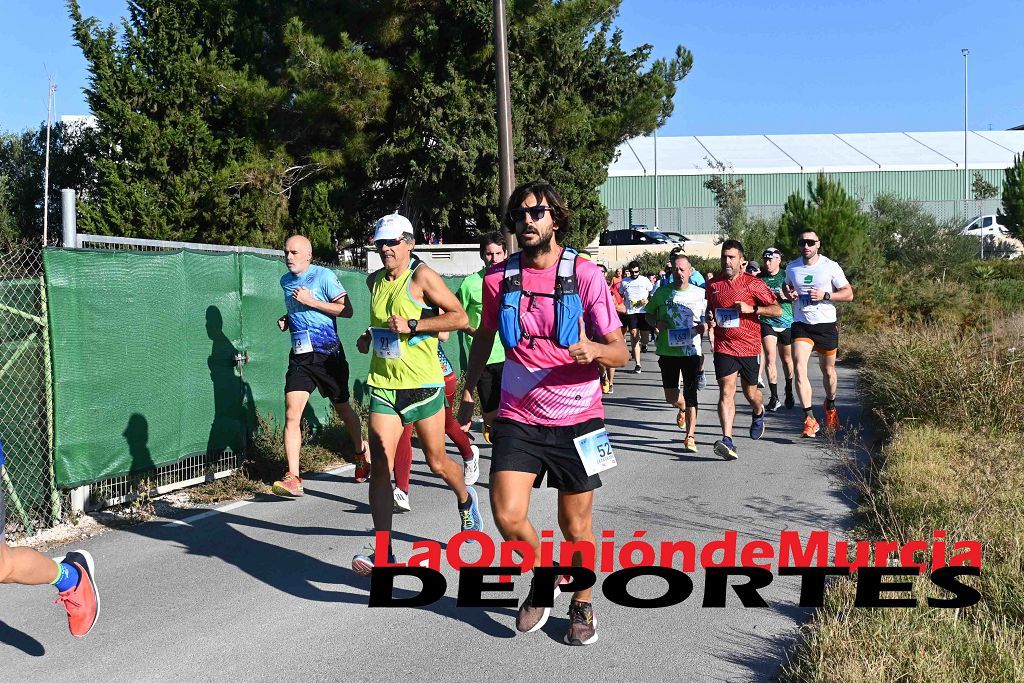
999, 153, 1024, 241
778, 173, 872, 275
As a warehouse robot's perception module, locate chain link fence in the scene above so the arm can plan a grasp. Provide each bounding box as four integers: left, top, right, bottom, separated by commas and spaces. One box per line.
1, 246, 59, 538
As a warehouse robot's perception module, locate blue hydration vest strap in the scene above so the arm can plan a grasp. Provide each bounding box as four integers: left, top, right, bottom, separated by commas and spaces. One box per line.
498, 247, 584, 349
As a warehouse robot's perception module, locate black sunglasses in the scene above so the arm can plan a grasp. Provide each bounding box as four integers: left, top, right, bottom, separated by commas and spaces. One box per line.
798, 239, 818, 247
508, 205, 553, 223
375, 238, 403, 250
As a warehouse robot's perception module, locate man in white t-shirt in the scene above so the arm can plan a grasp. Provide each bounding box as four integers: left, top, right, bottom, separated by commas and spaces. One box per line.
784, 229, 854, 438
621, 261, 654, 373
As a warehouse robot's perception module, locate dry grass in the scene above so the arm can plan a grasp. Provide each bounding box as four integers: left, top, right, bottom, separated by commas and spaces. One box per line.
781, 313, 1024, 682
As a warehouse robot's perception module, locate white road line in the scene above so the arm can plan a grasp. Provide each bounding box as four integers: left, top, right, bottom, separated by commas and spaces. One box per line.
161, 463, 356, 528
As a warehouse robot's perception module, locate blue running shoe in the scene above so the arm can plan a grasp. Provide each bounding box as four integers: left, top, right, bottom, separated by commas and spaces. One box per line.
750, 411, 766, 440
713, 437, 738, 461
459, 486, 485, 541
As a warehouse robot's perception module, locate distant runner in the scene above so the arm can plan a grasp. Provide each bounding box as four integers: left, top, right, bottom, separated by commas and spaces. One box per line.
758, 248, 795, 411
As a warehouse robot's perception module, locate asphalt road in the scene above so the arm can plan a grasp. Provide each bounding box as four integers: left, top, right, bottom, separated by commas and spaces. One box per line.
1, 345, 859, 682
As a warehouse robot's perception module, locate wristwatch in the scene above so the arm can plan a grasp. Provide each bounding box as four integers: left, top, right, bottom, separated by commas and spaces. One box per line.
823, 292, 831, 301
408, 318, 419, 333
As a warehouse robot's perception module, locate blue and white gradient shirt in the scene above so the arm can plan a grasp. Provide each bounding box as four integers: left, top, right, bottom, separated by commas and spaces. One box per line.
280, 265, 347, 354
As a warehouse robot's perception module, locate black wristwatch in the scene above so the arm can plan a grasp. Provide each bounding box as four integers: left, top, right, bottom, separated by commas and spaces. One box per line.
823, 292, 831, 301
408, 318, 419, 333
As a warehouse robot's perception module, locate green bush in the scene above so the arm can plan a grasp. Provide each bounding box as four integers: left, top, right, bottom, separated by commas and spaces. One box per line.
868, 194, 976, 269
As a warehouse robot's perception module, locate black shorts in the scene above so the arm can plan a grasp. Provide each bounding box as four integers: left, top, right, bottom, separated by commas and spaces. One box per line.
713, 353, 760, 386
760, 321, 793, 346
791, 321, 839, 355
625, 313, 650, 331
285, 350, 351, 403
658, 355, 702, 407
476, 362, 504, 414
491, 417, 604, 493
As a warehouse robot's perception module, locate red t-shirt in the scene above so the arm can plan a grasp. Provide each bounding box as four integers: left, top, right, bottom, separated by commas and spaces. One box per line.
706, 273, 777, 357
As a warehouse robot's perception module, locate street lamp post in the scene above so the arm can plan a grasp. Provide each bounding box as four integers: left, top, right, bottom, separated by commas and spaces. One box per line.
494, 0, 517, 253
962, 48, 978, 257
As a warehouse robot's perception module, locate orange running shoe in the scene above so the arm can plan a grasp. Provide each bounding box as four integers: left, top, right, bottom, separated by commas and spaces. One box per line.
801, 416, 820, 438
824, 403, 840, 433
272, 472, 304, 496
55, 550, 100, 638
353, 442, 371, 482
482, 422, 492, 444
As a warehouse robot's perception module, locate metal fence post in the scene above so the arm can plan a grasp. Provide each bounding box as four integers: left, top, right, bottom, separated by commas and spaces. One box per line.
61, 189, 77, 248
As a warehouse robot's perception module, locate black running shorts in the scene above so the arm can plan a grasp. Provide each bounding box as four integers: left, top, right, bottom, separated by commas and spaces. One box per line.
490, 417, 604, 493
713, 353, 760, 386
285, 349, 351, 403
791, 321, 839, 355
625, 313, 651, 332
658, 355, 702, 407
476, 362, 504, 414
759, 321, 793, 345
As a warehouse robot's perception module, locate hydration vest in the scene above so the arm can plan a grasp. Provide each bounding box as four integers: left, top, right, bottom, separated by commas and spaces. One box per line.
497, 247, 584, 350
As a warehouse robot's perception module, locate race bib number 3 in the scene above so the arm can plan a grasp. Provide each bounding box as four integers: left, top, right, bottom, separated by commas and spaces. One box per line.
291, 330, 313, 355
715, 307, 740, 329
370, 327, 401, 359
667, 328, 692, 348
573, 428, 617, 476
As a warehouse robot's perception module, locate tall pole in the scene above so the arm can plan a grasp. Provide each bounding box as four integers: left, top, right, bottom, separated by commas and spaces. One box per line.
494, 0, 517, 253
42, 76, 57, 247
654, 128, 659, 229
963, 48, 977, 257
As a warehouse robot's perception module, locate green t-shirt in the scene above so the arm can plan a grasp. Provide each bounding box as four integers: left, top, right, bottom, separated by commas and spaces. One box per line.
644, 283, 707, 357
758, 271, 793, 329
457, 268, 505, 366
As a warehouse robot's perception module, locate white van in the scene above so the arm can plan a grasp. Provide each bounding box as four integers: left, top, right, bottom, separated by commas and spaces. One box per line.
960, 215, 1008, 238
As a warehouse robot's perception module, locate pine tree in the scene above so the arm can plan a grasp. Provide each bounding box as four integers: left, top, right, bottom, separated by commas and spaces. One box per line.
999, 153, 1024, 241
778, 173, 872, 274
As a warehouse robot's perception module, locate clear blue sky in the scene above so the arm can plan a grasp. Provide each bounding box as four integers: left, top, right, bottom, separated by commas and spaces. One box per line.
2, 1, 1022, 136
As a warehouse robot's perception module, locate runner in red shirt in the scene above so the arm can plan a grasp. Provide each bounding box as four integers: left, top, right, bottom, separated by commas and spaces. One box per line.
705, 239, 782, 460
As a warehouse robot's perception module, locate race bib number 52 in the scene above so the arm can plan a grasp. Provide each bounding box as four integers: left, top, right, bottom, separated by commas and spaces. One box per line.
573, 428, 617, 476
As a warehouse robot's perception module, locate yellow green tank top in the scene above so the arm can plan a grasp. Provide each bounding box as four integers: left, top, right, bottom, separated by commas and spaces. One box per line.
367, 262, 444, 389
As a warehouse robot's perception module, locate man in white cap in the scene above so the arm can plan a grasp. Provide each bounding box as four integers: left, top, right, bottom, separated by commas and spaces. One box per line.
273, 234, 367, 497
351, 214, 481, 573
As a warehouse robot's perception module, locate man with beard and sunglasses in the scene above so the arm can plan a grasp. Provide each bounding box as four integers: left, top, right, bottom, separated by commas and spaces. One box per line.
459, 181, 627, 646
350, 214, 481, 574
783, 229, 854, 437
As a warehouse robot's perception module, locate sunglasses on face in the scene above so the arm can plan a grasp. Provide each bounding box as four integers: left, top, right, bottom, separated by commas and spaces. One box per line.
508, 205, 553, 223
375, 239, 403, 250
798, 239, 818, 247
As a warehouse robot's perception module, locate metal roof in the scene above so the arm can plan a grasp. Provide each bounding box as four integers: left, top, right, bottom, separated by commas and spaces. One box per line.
609, 130, 1024, 176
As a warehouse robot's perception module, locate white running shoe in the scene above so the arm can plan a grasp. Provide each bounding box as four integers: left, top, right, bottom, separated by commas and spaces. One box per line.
464, 445, 480, 485
393, 486, 411, 513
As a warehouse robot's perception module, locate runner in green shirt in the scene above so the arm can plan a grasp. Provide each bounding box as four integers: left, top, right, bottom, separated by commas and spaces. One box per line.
758, 247, 795, 411
645, 253, 707, 453
456, 232, 507, 442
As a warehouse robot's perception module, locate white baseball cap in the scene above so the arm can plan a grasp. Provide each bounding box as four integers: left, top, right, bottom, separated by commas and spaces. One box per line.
372, 214, 413, 242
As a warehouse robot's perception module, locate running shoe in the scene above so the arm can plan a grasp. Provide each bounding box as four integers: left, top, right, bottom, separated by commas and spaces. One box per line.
632, 363, 643, 374
464, 445, 480, 485
640, 342, 648, 354
824, 403, 840, 433
352, 551, 398, 577
482, 422, 492, 445
697, 371, 706, 391
750, 412, 766, 440
272, 472, 304, 497
676, 409, 687, 430
55, 550, 100, 638
713, 437, 738, 461
766, 396, 781, 412
459, 486, 484, 538
757, 375, 765, 389
565, 600, 599, 646
785, 392, 795, 409
801, 416, 820, 438
607, 383, 614, 395
683, 436, 698, 453
393, 486, 411, 513
601, 380, 611, 394
517, 574, 572, 633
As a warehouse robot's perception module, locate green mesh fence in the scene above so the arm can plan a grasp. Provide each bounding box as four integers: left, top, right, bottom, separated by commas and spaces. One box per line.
44, 247, 467, 489
1, 248, 59, 537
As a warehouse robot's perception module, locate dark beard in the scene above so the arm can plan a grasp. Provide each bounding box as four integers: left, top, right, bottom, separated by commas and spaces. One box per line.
520, 233, 556, 261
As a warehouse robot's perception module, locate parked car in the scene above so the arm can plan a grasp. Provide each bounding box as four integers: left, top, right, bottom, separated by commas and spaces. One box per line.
960, 215, 1008, 238
599, 229, 674, 246
657, 231, 711, 247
